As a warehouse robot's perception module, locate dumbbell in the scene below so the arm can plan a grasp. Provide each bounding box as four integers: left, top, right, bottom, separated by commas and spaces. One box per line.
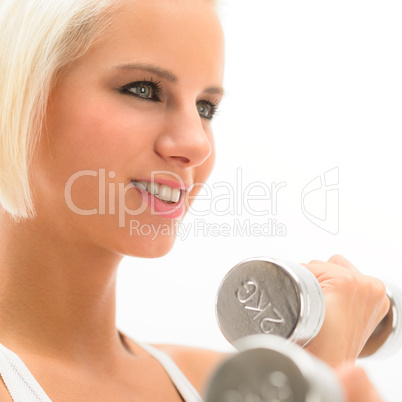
204, 334, 345, 402
216, 257, 402, 357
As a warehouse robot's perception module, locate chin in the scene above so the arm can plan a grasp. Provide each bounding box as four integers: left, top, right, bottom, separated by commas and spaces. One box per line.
122, 234, 177, 259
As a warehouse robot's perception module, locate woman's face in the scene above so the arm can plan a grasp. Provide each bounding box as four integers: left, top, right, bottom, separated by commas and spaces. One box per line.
33, 0, 224, 257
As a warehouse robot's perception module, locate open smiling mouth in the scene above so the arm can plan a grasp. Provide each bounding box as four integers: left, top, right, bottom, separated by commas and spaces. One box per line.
131, 180, 182, 204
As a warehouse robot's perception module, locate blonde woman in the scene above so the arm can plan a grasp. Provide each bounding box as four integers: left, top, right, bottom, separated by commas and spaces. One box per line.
0, 0, 389, 400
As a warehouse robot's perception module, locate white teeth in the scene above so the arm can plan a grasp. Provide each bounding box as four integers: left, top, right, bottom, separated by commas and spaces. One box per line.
132, 180, 181, 203
136, 181, 148, 191
171, 188, 180, 203
147, 182, 159, 196
158, 185, 172, 202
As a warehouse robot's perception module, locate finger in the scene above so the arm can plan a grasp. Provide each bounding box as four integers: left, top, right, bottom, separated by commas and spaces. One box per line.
367, 276, 391, 318
300, 262, 330, 280
300, 259, 349, 280
327, 254, 360, 273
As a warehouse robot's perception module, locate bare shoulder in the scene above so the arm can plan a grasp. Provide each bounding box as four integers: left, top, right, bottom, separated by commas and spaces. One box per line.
153, 344, 228, 394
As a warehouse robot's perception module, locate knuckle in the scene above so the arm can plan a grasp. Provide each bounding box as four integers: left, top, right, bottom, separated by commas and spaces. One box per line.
351, 366, 370, 385
328, 254, 343, 264
365, 276, 387, 298
339, 272, 359, 287
338, 365, 369, 387
373, 278, 387, 296
308, 259, 324, 265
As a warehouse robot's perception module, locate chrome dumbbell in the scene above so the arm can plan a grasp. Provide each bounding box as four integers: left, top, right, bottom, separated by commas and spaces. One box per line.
216, 257, 402, 357
204, 334, 345, 402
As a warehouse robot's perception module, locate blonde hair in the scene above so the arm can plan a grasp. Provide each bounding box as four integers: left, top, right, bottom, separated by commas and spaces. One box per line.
0, 0, 120, 220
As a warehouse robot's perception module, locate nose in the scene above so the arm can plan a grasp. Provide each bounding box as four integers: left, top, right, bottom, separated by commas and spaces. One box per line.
153, 105, 213, 168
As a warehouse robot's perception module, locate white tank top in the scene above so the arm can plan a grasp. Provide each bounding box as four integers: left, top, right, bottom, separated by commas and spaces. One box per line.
0, 341, 203, 402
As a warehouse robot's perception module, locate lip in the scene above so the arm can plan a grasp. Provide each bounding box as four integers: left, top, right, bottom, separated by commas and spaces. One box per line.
132, 183, 186, 219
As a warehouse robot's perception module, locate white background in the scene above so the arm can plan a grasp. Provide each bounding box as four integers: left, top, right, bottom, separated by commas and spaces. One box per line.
116, 1, 402, 400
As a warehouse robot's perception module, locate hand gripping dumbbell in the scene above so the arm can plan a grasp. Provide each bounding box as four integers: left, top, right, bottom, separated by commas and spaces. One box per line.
216, 257, 402, 357
204, 334, 346, 402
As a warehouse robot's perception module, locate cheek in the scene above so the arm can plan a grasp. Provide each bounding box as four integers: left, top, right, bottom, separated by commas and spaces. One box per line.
44, 92, 160, 177
35, 92, 159, 215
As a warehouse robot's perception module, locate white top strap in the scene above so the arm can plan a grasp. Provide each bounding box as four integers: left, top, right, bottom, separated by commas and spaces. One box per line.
137, 341, 203, 402
0, 341, 203, 402
0, 342, 51, 402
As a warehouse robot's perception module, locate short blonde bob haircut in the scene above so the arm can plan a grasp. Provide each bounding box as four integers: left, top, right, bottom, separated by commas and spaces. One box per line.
0, 0, 120, 220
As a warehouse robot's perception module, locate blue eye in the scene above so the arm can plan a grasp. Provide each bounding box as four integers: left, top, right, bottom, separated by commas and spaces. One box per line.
120, 80, 162, 102
197, 101, 218, 120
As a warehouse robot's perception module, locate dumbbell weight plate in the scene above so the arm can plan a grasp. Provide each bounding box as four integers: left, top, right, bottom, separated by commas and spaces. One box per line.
204, 334, 345, 402
216, 258, 325, 348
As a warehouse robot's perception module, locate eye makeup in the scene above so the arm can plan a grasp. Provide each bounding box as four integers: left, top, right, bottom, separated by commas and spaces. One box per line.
117, 77, 221, 119
118, 79, 163, 102
197, 99, 220, 120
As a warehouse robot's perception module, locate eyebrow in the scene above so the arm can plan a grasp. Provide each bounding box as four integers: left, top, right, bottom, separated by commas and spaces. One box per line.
204, 86, 225, 96
115, 62, 224, 96
115, 63, 178, 83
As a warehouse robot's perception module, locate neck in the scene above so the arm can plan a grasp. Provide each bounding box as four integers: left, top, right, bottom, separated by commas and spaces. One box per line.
0, 211, 128, 368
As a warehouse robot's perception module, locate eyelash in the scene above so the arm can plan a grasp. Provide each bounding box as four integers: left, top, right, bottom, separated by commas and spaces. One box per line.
119, 80, 220, 120
197, 99, 220, 120
119, 79, 162, 102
